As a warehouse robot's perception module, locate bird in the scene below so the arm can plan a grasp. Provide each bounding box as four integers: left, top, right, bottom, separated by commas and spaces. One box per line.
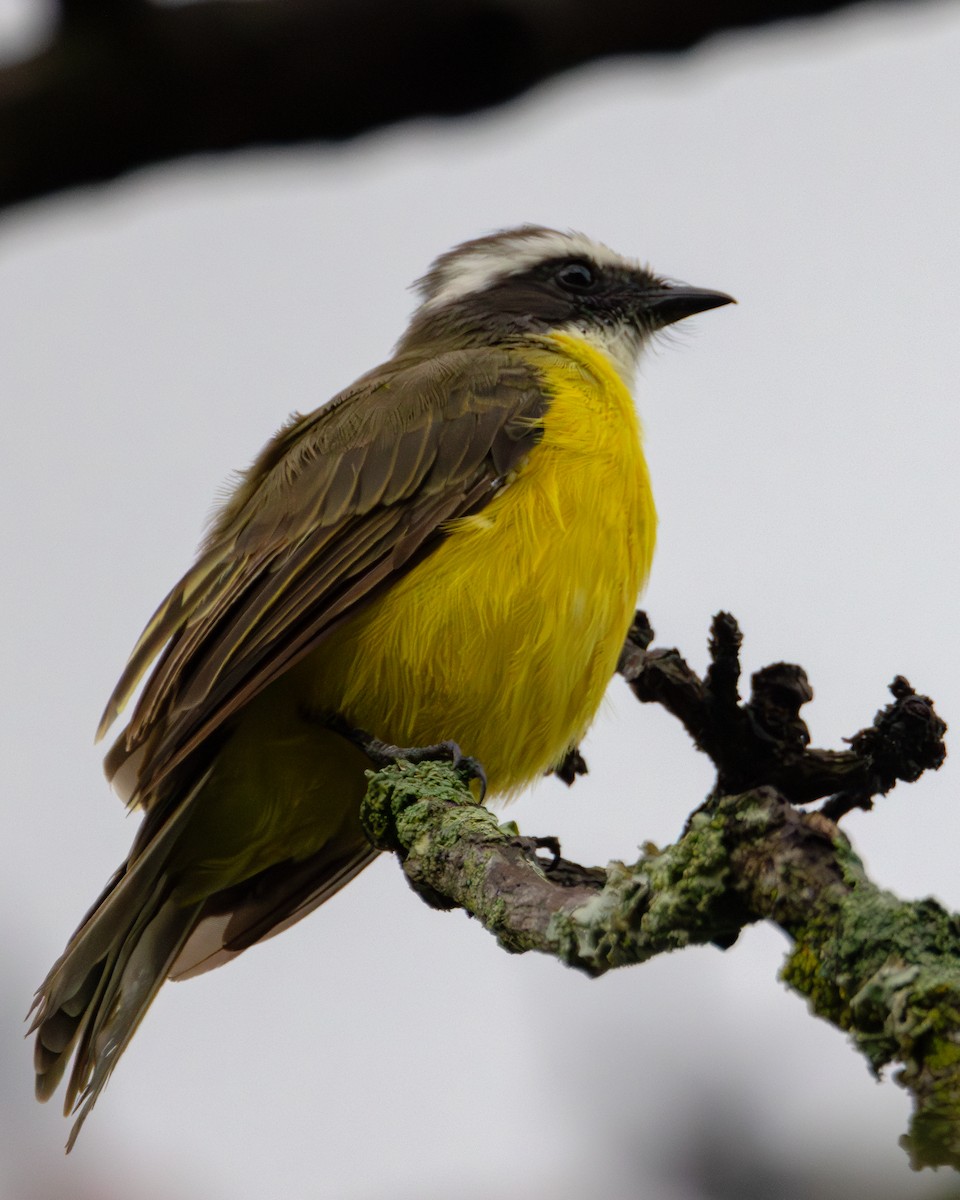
30, 225, 733, 1147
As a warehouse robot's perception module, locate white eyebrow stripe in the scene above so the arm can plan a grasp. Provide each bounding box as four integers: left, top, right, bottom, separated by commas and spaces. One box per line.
420, 229, 638, 312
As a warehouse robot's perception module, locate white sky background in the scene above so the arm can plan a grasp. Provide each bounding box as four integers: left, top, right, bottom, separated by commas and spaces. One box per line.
2, 3, 960, 1196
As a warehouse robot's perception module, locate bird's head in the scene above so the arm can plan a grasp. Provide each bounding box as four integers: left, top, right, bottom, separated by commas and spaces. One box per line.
397, 225, 734, 383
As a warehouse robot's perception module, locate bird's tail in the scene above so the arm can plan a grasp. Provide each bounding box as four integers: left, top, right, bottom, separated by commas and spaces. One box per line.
29, 783, 206, 1150
31, 874, 201, 1150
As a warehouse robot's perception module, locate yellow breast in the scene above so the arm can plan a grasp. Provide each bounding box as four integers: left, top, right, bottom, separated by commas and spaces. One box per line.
309, 333, 657, 796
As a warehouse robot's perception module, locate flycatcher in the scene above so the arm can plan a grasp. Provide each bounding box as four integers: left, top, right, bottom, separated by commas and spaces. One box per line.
31, 226, 732, 1145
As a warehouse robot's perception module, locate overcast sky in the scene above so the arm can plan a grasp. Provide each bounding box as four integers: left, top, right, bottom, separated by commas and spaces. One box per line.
3, 3, 960, 1197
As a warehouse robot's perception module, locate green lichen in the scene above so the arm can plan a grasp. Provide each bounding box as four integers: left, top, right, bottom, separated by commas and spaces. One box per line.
361, 759, 960, 1170
548, 862, 652, 971
549, 807, 734, 972
779, 867, 960, 1168
361, 760, 487, 852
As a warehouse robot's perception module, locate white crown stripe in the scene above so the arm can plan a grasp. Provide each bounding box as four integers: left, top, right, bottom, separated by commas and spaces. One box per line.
420, 228, 639, 312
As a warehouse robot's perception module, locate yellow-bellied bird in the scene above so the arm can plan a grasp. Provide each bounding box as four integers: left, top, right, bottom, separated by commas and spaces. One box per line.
31, 226, 733, 1146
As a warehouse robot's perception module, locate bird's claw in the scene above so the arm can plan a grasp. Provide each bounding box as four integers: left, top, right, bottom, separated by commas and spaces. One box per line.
451, 753, 488, 802
328, 717, 488, 800
382, 739, 487, 801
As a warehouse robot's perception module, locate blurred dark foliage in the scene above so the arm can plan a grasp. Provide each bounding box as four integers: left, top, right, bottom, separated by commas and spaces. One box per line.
0, 0, 918, 209
654, 1099, 960, 1200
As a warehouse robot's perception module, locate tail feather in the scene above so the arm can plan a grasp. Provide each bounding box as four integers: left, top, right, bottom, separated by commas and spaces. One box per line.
32, 749, 379, 1145
33, 964, 105, 1101
34, 775, 205, 1038
64, 891, 201, 1151
30, 774, 211, 1148
32, 876, 201, 1150
63, 872, 174, 1113
170, 836, 376, 980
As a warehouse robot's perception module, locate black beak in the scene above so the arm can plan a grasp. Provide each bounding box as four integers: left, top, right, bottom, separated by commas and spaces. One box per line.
641, 285, 735, 327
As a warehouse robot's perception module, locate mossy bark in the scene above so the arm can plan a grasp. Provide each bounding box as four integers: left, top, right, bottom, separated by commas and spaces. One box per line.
361, 762, 960, 1171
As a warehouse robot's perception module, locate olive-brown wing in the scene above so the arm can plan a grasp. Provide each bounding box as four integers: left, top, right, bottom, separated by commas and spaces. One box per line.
100, 347, 547, 808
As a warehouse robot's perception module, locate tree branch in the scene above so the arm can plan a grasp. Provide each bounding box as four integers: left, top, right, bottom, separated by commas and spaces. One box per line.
618, 612, 945, 812
357, 614, 956, 1171
0, 0, 921, 211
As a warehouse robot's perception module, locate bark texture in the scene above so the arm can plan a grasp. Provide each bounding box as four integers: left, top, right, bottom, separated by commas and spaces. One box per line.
358, 613, 956, 1171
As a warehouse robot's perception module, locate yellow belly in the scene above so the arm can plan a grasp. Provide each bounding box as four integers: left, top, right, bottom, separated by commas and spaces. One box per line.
173, 333, 656, 898
306, 333, 657, 796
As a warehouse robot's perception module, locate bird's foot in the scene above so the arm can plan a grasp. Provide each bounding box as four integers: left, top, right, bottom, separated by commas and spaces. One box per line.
328, 716, 487, 800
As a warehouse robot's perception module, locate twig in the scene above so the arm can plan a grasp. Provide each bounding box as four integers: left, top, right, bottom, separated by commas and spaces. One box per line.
620, 612, 946, 814
356, 613, 954, 1169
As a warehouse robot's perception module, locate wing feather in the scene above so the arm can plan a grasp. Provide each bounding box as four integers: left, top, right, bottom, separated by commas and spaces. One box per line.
353, 428, 402, 511
95, 549, 228, 741
140, 478, 492, 790
102, 348, 547, 806
176, 510, 402, 712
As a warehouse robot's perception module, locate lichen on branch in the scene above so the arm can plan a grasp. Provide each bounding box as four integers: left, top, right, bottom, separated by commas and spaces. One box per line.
357, 613, 957, 1171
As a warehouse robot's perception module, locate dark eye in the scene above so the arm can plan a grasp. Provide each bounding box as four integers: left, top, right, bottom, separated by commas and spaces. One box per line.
554, 261, 596, 292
